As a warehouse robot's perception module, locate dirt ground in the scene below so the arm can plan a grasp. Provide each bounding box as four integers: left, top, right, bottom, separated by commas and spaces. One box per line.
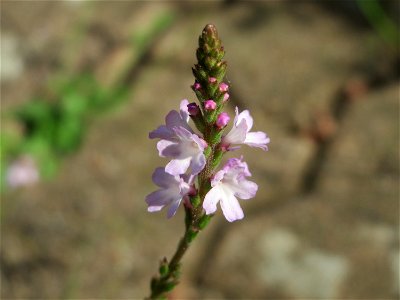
1, 1, 399, 299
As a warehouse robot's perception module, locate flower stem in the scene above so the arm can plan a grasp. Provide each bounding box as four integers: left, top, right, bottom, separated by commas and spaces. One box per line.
148, 24, 226, 299
148, 211, 205, 299
149, 148, 216, 299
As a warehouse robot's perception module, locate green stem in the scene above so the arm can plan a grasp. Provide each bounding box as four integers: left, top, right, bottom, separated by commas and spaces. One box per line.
149, 228, 192, 299
148, 143, 217, 299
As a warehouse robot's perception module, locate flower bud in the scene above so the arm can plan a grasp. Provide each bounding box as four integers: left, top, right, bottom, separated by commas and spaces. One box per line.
208, 77, 217, 84
204, 100, 217, 110
187, 102, 200, 116
216, 112, 230, 128
192, 82, 201, 90
223, 93, 230, 102
219, 82, 229, 92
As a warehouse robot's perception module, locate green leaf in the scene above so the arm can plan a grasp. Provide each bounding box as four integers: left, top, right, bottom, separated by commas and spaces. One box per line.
54, 116, 84, 154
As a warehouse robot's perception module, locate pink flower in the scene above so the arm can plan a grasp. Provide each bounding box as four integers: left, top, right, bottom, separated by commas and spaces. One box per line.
203, 158, 258, 222
216, 112, 230, 128
222, 107, 270, 151
204, 100, 217, 110
157, 127, 207, 175
149, 99, 192, 141
146, 168, 191, 218
6, 155, 39, 188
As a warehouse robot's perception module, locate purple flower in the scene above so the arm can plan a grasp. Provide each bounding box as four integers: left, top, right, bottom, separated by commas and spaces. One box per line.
149, 99, 193, 141
146, 168, 191, 218
157, 126, 207, 175
222, 107, 270, 151
203, 157, 258, 222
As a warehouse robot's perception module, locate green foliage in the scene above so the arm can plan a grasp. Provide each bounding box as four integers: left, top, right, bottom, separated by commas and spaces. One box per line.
1, 74, 128, 189
357, 0, 399, 47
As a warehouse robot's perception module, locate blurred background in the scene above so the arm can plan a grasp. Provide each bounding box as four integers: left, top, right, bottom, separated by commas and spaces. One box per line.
1, 1, 399, 299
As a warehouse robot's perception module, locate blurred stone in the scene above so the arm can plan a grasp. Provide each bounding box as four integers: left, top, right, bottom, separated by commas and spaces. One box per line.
1, 33, 24, 82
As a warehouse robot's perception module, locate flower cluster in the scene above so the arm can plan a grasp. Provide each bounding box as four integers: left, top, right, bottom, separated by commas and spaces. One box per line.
146, 24, 270, 222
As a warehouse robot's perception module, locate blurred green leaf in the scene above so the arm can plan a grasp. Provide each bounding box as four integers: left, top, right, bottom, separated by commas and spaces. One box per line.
54, 116, 84, 154
61, 92, 89, 117
21, 137, 59, 179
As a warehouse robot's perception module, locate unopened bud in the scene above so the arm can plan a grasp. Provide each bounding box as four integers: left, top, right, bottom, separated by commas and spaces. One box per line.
208, 77, 217, 84
204, 100, 217, 110
216, 112, 230, 128
187, 102, 200, 116
223, 93, 230, 102
192, 82, 201, 90
219, 82, 229, 92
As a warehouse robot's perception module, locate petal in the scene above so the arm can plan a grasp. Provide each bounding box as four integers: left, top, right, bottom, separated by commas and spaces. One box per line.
146, 189, 178, 211
189, 152, 206, 175
203, 185, 224, 215
244, 131, 270, 150
157, 140, 176, 157
219, 188, 244, 222
165, 110, 184, 129
165, 157, 191, 175
166, 108, 192, 133
160, 136, 200, 159
160, 142, 182, 158
223, 119, 248, 145
228, 179, 258, 200
172, 126, 193, 141
152, 167, 179, 188
179, 99, 190, 123
149, 125, 173, 140
179, 179, 191, 195
211, 169, 226, 186
236, 109, 253, 131
167, 197, 183, 218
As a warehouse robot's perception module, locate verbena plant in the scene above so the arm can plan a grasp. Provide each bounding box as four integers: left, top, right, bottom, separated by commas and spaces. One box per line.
146, 24, 270, 299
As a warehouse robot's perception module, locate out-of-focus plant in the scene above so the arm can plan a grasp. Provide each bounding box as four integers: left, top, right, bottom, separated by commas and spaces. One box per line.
1, 74, 128, 191
1, 9, 175, 192
357, 0, 399, 48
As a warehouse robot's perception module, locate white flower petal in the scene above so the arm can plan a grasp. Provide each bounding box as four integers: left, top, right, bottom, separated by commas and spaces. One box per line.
244, 131, 270, 150
227, 179, 258, 200
236, 109, 253, 131
203, 185, 224, 215
211, 169, 226, 186
179, 99, 190, 123
165, 157, 191, 175
219, 189, 244, 222
224, 119, 248, 145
